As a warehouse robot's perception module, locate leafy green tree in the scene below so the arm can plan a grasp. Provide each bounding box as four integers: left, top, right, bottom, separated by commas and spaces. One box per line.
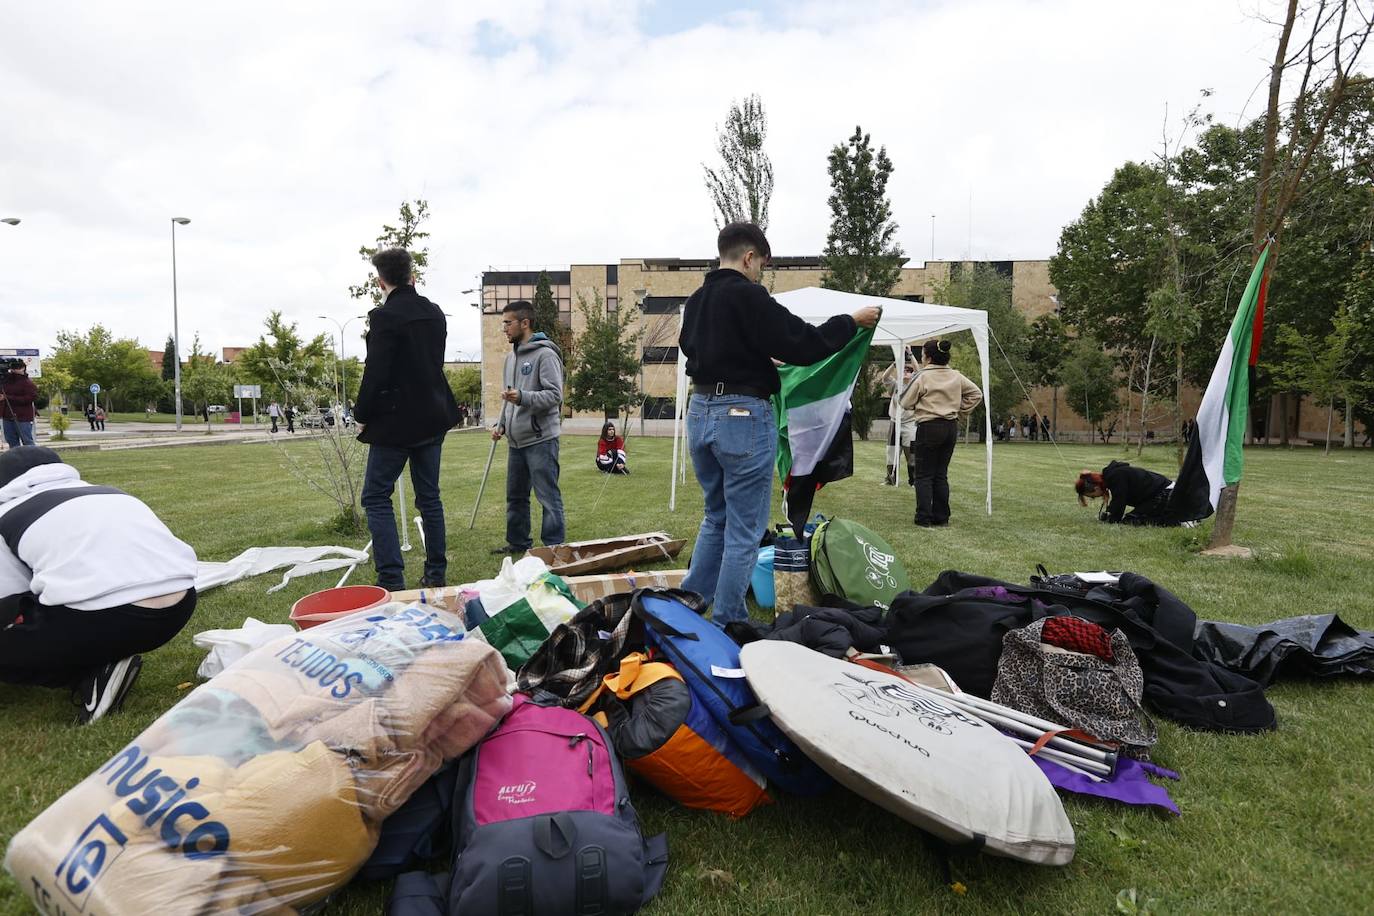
820, 126, 904, 440
934, 264, 1029, 436
179, 336, 233, 432
446, 366, 482, 405
532, 270, 559, 337
821, 126, 904, 298
1027, 313, 1072, 433
1064, 338, 1122, 443
702, 94, 774, 231
236, 311, 332, 403
567, 291, 642, 418
348, 200, 430, 307
47, 325, 163, 411
157, 334, 177, 413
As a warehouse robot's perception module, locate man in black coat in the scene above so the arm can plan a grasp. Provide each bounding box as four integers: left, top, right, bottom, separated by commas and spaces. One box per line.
353, 248, 461, 591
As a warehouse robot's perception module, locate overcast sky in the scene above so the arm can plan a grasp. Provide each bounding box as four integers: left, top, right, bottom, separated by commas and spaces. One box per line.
1, 0, 1282, 363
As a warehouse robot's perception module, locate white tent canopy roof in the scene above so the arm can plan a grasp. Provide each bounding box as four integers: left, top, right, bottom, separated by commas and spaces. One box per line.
772, 287, 989, 343
670, 287, 995, 513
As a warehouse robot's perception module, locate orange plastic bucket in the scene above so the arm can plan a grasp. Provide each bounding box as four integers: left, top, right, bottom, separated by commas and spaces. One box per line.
290, 585, 391, 629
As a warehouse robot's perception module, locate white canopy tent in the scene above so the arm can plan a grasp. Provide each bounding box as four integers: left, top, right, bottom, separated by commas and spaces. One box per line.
668, 287, 994, 513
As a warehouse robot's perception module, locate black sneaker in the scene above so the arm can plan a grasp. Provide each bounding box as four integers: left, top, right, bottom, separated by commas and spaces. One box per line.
74, 656, 143, 725
419, 576, 446, 588
490, 545, 525, 556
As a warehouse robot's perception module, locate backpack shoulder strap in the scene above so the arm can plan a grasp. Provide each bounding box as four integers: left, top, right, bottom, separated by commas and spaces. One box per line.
388, 871, 448, 916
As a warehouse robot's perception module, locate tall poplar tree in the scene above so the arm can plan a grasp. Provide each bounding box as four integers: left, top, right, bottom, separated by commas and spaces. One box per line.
702, 95, 774, 230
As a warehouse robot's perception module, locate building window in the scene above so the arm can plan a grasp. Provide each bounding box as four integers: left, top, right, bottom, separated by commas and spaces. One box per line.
642, 346, 679, 364
642, 296, 686, 314
642, 396, 677, 419
902, 294, 925, 303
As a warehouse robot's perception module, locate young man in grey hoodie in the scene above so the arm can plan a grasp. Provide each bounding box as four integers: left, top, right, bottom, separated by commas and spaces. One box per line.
491, 300, 566, 554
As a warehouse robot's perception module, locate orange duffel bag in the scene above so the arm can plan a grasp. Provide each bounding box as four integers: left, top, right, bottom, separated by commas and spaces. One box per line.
581, 653, 770, 818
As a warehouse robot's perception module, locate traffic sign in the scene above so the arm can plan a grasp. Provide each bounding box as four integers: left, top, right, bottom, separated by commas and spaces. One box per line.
89, 383, 100, 395
233, 384, 262, 398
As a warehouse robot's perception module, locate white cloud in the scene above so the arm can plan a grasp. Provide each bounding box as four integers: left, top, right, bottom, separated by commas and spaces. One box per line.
0, 0, 1287, 363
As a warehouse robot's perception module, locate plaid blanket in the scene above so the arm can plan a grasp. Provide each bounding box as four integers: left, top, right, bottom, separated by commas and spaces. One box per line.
516, 588, 708, 709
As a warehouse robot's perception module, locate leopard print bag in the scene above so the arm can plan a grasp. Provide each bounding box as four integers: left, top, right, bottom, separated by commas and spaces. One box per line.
991, 616, 1158, 757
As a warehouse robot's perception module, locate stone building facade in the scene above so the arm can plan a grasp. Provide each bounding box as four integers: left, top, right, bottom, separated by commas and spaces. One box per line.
477, 256, 1360, 445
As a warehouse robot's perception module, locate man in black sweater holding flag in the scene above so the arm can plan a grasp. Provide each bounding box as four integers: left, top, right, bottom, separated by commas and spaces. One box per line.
678, 222, 879, 624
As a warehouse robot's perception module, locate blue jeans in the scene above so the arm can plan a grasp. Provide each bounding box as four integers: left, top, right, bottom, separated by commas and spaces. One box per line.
2, 419, 35, 448
361, 434, 448, 590
506, 438, 565, 550
681, 394, 776, 624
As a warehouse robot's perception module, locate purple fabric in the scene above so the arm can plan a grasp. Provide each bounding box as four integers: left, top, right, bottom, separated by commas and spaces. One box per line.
969, 586, 1019, 603
1032, 754, 1181, 815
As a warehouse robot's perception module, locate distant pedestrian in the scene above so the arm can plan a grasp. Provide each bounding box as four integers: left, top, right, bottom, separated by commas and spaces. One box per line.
285, 404, 295, 434
85, 404, 97, 431
94, 407, 106, 431
1041, 415, 1051, 440
0, 360, 38, 448
1021, 413, 1031, 440
268, 400, 281, 433
595, 421, 629, 475
353, 248, 460, 591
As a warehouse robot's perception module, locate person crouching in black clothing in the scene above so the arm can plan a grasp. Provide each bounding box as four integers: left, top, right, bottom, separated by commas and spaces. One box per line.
1075, 460, 1173, 525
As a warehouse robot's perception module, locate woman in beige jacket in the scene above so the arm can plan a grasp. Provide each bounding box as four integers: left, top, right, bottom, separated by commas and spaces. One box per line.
898, 339, 983, 526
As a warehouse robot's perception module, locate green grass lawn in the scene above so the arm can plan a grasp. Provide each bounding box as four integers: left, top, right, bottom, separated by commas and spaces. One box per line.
2, 434, 1371, 915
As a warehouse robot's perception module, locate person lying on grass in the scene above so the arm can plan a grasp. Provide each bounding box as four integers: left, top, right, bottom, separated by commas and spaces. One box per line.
0, 446, 198, 724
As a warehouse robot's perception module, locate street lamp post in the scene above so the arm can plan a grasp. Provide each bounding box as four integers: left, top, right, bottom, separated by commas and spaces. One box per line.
171, 217, 191, 430
319, 315, 364, 408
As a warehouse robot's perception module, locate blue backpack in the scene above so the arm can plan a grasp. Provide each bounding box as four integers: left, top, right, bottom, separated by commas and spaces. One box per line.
632, 590, 832, 796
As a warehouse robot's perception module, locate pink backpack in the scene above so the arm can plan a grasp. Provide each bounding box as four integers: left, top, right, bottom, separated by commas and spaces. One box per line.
393, 694, 668, 915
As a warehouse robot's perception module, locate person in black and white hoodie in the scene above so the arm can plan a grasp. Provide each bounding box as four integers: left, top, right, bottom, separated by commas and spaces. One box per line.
0, 446, 198, 723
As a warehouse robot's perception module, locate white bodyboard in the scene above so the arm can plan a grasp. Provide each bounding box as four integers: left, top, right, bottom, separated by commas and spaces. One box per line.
740, 641, 1074, 865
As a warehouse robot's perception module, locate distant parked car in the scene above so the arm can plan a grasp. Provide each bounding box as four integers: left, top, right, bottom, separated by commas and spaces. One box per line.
207, 405, 227, 413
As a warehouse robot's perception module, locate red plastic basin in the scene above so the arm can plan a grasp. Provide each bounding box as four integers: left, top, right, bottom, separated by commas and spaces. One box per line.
290, 585, 391, 629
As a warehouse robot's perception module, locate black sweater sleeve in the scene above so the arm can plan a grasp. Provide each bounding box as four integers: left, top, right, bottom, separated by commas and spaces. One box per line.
744, 287, 858, 366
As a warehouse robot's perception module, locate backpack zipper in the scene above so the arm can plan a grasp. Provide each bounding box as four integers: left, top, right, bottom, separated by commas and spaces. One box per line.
568, 732, 594, 777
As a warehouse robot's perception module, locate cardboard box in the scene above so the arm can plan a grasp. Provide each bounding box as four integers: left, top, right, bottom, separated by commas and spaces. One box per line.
385, 586, 471, 612
563, 569, 689, 604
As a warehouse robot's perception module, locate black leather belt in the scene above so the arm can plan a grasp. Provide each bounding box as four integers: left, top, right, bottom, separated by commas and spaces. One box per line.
692, 382, 770, 399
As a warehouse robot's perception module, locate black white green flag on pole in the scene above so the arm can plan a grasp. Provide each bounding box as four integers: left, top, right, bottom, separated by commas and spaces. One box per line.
1167, 242, 1272, 524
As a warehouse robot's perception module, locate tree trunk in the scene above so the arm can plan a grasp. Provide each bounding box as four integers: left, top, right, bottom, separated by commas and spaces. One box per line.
1345, 400, 1355, 448
1174, 342, 1184, 466
1137, 336, 1156, 458
1293, 396, 1302, 446
1051, 387, 1059, 441
1325, 398, 1334, 456
1208, 482, 1242, 548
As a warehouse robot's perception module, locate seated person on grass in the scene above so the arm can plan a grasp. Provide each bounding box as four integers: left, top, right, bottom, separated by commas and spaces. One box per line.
595, 421, 629, 475
0, 446, 198, 724
1074, 460, 1178, 526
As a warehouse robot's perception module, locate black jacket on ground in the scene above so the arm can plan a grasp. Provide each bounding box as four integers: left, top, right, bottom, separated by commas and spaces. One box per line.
1101, 460, 1171, 523
353, 285, 460, 447
679, 269, 856, 394
726, 602, 887, 658
884, 570, 1276, 733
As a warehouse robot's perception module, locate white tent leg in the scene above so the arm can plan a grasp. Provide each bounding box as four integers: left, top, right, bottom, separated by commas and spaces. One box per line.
887, 342, 903, 485
974, 327, 993, 514
670, 348, 688, 510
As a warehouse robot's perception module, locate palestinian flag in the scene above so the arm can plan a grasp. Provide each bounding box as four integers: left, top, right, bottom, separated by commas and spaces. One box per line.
773, 326, 874, 488
1168, 242, 1272, 523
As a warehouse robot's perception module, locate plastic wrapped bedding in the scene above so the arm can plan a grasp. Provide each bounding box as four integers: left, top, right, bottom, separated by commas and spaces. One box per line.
4, 603, 512, 915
